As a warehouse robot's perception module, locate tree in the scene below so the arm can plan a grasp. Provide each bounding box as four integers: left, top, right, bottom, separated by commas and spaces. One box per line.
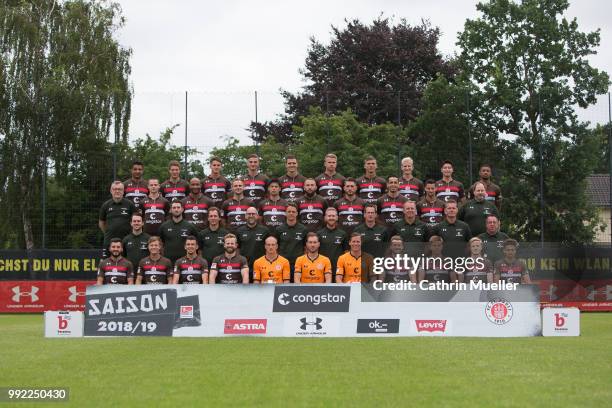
210, 136, 287, 179
0, 0, 131, 249
409, 76, 520, 183
293, 108, 408, 178
250, 17, 454, 144
215, 108, 409, 180
457, 0, 610, 242
591, 123, 611, 174
119, 125, 205, 182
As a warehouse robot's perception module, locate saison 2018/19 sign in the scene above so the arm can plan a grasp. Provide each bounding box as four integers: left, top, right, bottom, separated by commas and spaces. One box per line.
0, 250, 100, 280
83, 288, 179, 336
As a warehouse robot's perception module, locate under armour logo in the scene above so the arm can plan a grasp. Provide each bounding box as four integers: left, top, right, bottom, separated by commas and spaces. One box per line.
68, 286, 86, 303
300, 317, 322, 330
12, 286, 39, 302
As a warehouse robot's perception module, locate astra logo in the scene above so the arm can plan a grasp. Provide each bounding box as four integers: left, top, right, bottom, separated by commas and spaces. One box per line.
224, 319, 267, 334
273, 286, 350, 312
300, 317, 322, 330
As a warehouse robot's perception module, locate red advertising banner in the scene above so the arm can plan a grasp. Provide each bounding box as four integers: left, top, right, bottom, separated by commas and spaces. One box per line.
0, 281, 95, 313
538, 279, 612, 311
1, 279, 610, 312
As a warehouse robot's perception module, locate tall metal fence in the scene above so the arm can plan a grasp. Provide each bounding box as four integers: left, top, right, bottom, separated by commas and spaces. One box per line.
17, 90, 612, 249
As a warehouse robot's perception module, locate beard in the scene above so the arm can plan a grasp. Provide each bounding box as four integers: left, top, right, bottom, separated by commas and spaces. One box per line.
225, 247, 236, 254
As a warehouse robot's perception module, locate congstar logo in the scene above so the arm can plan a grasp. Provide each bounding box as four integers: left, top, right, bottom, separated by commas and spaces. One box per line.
273, 286, 351, 312
277, 293, 290, 305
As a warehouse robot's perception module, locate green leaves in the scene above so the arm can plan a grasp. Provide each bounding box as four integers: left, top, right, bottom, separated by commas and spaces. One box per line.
0, 0, 131, 248
456, 0, 610, 242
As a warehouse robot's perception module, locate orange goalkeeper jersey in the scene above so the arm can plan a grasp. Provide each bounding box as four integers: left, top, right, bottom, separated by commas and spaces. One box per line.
336, 252, 364, 283
253, 255, 290, 283
294, 254, 332, 283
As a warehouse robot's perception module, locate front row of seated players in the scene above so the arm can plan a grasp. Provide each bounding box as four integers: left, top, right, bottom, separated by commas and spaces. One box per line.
97, 232, 530, 285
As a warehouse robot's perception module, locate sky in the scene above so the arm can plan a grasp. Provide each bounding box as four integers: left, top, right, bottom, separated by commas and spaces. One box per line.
115, 0, 612, 158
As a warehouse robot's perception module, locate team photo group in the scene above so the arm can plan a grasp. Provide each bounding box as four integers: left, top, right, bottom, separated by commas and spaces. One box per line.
98, 153, 530, 286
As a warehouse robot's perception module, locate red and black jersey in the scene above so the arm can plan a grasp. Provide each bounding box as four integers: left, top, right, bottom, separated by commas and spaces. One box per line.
243, 173, 269, 206
399, 176, 423, 202
258, 198, 288, 229
334, 197, 365, 234
377, 194, 408, 227
435, 179, 465, 203
161, 178, 190, 202
463, 258, 493, 283
173, 255, 209, 284
97, 256, 134, 284
315, 173, 345, 206
203, 175, 231, 207
181, 194, 213, 230
222, 197, 251, 231
211, 254, 248, 284
420, 258, 452, 283
279, 174, 306, 202
356, 176, 387, 205
468, 180, 502, 209
141, 196, 170, 236
416, 197, 445, 226
297, 194, 327, 231
137, 256, 173, 284
123, 179, 149, 210
494, 259, 529, 284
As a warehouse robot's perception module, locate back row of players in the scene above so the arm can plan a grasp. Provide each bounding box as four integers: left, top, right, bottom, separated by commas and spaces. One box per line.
98, 154, 526, 284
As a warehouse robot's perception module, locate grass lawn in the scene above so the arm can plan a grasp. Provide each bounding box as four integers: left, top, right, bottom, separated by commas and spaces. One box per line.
1, 313, 611, 407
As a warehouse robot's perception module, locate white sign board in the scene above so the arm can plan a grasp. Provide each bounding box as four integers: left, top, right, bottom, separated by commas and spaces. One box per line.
44, 311, 83, 338
83, 284, 542, 337
542, 307, 580, 336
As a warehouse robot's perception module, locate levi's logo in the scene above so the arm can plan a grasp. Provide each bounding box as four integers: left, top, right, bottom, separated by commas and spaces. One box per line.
224, 319, 267, 334
415, 320, 447, 332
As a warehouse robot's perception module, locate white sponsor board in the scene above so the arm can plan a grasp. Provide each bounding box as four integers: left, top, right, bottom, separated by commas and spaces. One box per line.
83, 284, 542, 337
542, 307, 580, 336
44, 311, 83, 338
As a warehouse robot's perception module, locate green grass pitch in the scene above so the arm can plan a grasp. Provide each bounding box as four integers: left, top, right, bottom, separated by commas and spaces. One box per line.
2, 313, 611, 407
